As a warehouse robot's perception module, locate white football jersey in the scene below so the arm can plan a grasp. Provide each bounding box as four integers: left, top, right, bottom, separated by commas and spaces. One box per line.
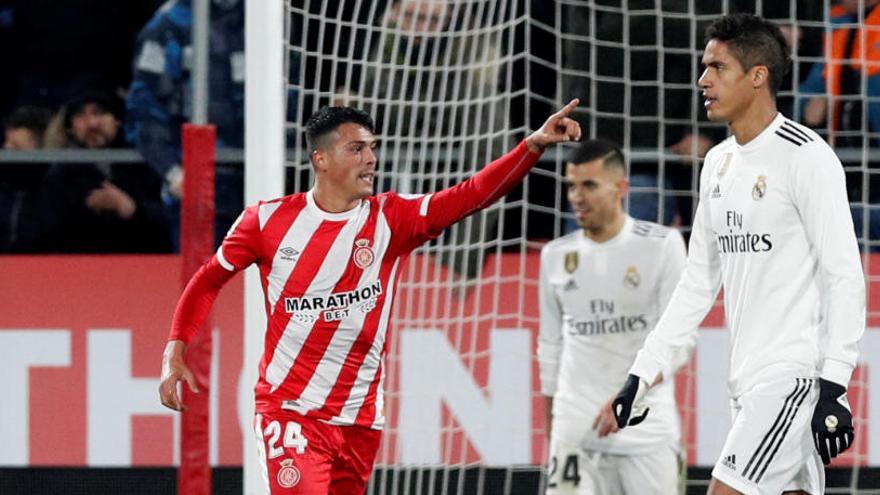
631, 113, 866, 398
538, 215, 687, 454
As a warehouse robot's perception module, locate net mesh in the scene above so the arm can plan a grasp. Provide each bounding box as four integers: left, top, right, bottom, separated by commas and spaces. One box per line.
283, 1, 876, 493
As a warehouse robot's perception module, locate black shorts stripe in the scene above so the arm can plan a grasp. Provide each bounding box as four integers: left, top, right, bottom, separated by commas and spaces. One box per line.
754, 379, 814, 483
776, 127, 807, 145
742, 378, 808, 479
782, 121, 813, 142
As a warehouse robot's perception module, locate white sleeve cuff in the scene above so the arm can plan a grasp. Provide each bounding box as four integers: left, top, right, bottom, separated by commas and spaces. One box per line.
629, 350, 664, 385
537, 361, 559, 396
820, 359, 854, 388
540, 380, 557, 397
419, 193, 433, 217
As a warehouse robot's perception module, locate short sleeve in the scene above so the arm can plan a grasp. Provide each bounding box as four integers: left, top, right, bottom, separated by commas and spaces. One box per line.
217, 204, 262, 271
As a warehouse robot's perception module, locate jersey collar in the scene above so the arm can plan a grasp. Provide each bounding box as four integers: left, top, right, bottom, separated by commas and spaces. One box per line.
579, 215, 633, 248
306, 189, 365, 221
736, 112, 786, 153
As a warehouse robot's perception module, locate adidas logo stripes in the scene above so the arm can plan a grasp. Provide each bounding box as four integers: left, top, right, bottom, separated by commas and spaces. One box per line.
774, 121, 814, 147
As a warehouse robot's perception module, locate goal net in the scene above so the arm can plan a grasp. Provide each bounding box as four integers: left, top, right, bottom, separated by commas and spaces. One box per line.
280, 0, 877, 493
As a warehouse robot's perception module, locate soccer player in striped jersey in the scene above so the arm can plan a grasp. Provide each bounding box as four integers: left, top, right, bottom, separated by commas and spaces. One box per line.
158, 102, 581, 494
611, 14, 865, 495
538, 139, 687, 495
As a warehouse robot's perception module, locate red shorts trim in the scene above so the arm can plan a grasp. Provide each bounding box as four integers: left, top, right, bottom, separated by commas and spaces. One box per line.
254, 410, 382, 494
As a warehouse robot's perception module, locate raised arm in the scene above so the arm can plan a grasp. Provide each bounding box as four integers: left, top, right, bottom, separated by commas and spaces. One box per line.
422, 99, 582, 234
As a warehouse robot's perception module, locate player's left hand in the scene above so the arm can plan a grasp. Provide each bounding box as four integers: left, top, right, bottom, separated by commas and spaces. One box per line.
811, 378, 855, 465
612, 374, 650, 429
592, 398, 621, 438
525, 98, 582, 153
159, 340, 200, 412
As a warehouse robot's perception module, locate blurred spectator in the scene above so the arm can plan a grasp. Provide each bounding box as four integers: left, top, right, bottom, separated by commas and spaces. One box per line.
0, 106, 52, 251
0, 4, 16, 127
561, 0, 724, 231
3, 106, 51, 150
126, 0, 245, 250
1, 0, 161, 117
799, 0, 880, 250
800, 0, 880, 146
13, 92, 171, 253
341, 0, 508, 280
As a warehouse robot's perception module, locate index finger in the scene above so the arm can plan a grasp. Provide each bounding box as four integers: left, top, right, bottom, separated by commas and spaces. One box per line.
553, 98, 580, 119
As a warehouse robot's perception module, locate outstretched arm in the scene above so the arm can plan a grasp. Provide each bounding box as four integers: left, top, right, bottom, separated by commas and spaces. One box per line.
421, 100, 582, 235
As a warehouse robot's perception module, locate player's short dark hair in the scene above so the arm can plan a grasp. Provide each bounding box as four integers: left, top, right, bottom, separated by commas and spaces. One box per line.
705, 13, 790, 96
567, 138, 626, 175
305, 106, 375, 151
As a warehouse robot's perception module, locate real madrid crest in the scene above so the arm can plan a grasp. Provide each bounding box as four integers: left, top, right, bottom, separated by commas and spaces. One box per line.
564, 251, 578, 273
353, 239, 375, 269
752, 175, 767, 200
277, 458, 301, 488
624, 266, 641, 289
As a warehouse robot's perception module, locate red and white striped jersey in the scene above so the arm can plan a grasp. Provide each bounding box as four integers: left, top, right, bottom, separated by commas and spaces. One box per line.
169, 141, 540, 429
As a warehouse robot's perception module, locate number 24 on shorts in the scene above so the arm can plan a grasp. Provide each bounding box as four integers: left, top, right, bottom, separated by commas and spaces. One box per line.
263, 420, 309, 458
548, 454, 581, 487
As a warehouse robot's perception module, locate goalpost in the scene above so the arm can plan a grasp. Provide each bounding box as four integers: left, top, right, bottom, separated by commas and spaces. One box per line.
244, 1, 285, 494
237, 0, 877, 493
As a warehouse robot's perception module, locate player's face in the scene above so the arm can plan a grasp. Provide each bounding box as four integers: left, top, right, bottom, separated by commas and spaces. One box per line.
565, 160, 626, 232
698, 40, 756, 123
319, 123, 378, 201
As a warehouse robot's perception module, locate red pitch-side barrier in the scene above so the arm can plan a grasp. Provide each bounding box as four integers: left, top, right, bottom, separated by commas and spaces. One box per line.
0, 252, 877, 467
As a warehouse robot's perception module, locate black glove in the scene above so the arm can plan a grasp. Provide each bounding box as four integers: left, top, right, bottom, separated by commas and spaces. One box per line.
612, 374, 650, 429
811, 378, 855, 465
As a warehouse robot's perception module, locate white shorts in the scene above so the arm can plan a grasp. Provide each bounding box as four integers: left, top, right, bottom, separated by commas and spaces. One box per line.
712, 376, 824, 495
546, 431, 681, 495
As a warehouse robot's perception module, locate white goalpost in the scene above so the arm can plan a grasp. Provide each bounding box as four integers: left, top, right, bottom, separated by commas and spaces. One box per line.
244, 1, 285, 494
239, 1, 878, 493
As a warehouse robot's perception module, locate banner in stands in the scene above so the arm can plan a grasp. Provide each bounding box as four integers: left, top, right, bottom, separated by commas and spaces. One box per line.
0, 255, 877, 467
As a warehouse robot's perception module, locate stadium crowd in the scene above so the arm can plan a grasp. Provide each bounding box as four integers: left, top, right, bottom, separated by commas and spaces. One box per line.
0, 0, 877, 253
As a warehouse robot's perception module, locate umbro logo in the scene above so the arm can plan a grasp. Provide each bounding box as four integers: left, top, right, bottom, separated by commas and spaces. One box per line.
279, 247, 300, 261
722, 453, 736, 471
710, 183, 721, 199
563, 279, 579, 291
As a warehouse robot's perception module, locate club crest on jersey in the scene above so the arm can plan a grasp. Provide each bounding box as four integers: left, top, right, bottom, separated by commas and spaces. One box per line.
752, 175, 767, 200
624, 266, 640, 289
717, 153, 732, 177
564, 251, 578, 273
353, 239, 375, 268
277, 459, 301, 488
